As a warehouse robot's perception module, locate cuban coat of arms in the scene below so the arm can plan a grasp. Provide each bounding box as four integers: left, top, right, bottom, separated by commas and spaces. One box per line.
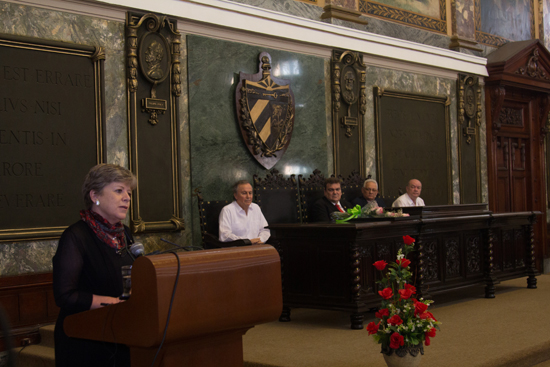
235, 52, 295, 169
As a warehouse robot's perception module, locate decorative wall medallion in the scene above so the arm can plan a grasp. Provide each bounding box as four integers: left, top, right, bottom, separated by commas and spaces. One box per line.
458, 74, 481, 145
126, 12, 184, 233
235, 52, 295, 170
331, 50, 366, 178
138, 31, 171, 125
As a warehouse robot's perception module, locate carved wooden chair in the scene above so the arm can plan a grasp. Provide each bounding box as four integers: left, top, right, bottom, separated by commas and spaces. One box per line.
335, 170, 368, 205
253, 169, 301, 224
298, 169, 326, 223
381, 188, 404, 207
195, 188, 251, 249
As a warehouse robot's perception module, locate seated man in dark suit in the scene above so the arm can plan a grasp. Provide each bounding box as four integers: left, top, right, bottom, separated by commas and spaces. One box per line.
310, 177, 352, 222
352, 179, 385, 208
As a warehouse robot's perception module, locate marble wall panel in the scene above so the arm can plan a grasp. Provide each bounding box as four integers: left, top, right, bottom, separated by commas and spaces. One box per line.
324, 17, 451, 49
187, 35, 329, 242
479, 86, 488, 203
226, 0, 324, 21
228, 0, 452, 50
363, 65, 460, 204
177, 35, 194, 247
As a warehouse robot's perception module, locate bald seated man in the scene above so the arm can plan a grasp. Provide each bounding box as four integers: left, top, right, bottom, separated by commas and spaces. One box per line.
392, 179, 425, 207
219, 180, 270, 244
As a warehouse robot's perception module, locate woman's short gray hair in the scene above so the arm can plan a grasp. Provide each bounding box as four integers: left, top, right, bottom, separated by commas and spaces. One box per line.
81, 164, 137, 208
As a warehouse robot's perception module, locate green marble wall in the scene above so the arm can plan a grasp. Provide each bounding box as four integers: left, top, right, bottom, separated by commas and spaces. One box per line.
187, 35, 329, 197
187, 35, 330, 244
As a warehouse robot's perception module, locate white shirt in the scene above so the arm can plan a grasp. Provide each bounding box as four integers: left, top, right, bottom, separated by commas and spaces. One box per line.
219, 201, 270, 243
392, 193, 425, 207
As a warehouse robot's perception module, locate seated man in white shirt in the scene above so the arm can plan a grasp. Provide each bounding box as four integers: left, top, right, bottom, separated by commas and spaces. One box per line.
392, 179, 425, 207
219, 180, 270, 244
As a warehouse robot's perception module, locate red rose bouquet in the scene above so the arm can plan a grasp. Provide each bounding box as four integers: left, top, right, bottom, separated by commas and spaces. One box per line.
367, 235, 441, 358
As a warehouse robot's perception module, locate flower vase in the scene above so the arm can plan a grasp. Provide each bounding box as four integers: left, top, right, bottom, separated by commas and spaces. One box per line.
382, 345, 424, 367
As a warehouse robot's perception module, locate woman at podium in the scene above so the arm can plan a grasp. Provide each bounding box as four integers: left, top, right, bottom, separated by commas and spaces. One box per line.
52, 164, 137, 367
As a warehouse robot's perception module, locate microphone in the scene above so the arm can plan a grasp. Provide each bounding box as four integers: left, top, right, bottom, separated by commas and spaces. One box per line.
129, 242, 145, 258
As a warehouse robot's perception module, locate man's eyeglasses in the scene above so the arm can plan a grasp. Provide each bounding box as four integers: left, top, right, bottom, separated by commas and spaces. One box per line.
364, 188, 378, 192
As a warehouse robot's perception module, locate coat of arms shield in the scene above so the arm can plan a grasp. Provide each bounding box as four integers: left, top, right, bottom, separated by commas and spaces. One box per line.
235, 52, 295, 169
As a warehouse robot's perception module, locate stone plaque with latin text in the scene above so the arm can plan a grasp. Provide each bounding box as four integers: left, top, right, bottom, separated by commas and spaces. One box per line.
0, 34, 105, 241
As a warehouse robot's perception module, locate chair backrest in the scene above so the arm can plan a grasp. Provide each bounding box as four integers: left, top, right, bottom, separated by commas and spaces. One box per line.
381, 188, 405, 207
298, 169, 326, 223
195, 189, 255, 249
336, 170, 368, 204
196, 188, 230, 239
253, 169, 301, 224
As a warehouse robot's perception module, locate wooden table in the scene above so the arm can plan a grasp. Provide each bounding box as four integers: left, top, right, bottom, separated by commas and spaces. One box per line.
268, 204, 539, 329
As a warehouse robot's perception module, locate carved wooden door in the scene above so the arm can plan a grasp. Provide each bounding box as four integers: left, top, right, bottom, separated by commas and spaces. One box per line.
495, 135, 529, 212
491, 99, 534, 214
485, 40, 550, 271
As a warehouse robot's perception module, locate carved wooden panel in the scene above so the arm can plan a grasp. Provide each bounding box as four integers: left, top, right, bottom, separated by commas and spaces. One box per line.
466, 235, 482, 274
499, 107, 523, 127
422, 239, 439, 282
445, 237, 461, 279
495, 135, 530, 213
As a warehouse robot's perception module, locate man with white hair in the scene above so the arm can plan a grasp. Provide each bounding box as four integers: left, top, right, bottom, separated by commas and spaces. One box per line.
352, 179, 385, 208
392, 179, 425, 207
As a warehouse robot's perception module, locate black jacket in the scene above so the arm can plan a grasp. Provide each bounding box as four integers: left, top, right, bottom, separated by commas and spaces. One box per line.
309, 196, 353, 223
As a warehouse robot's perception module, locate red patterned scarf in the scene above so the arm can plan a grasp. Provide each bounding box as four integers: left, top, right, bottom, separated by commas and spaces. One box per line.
80, 209, 126, 252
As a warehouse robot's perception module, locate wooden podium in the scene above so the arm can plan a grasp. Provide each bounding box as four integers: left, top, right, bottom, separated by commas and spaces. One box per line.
63, 245, 282, 367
